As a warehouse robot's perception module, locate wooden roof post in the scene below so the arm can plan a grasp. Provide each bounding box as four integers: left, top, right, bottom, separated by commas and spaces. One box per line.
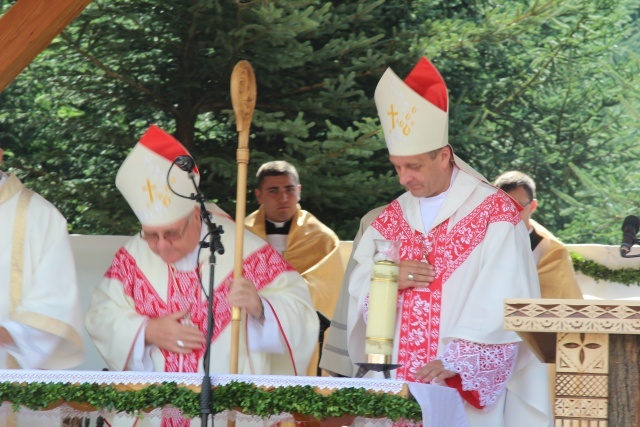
0, 0, 93, 93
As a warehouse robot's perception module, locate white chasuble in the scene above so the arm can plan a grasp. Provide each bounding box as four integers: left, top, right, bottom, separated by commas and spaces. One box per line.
345, 170, 552, 427
0, 173, 84, 427
86, 204, 319, 427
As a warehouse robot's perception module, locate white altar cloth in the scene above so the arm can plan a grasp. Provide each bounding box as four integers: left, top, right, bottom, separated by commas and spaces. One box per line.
0, 370, 468, 426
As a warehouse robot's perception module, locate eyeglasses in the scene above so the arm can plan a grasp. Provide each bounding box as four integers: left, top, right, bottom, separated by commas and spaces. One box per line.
140, 215, 192, 244
519, 199, 533, 208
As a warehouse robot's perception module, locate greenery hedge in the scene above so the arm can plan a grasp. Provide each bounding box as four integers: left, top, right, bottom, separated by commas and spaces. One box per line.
0, 380, 422, 422
570, 252, 640, 287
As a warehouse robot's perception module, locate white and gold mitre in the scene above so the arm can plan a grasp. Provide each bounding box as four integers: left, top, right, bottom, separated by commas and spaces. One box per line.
375, 57, 449, 156
116, 124, 199, 227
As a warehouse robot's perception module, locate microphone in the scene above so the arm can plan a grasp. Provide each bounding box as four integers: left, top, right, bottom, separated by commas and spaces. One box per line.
620, 215, 640, 257
174, 155, 196, 172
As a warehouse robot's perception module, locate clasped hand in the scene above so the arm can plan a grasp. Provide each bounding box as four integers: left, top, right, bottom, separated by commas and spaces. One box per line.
145, 276, 264, 354
226, 276, 264, 320
145, 311, 205, 354
398, 259, 436, 290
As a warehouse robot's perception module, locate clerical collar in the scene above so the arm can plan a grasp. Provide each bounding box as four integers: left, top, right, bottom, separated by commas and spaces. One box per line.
266, 218, 292, 235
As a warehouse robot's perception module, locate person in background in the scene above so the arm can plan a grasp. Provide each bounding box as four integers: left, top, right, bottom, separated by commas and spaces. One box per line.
494, 170, 583, 410
319, 57, 552, 427
493, 170, 583, 299
85, 125, 319, 427
0, 147, 85, 426
245, 160, 343, 376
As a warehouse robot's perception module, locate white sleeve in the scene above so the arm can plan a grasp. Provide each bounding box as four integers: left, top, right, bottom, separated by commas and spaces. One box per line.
1, 320, 62, 369
247, 298, 285, 354
125, 320, 154, 371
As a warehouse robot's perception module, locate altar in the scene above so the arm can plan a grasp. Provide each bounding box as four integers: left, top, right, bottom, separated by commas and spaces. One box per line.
566, 244, 640, 300
505, 299, 640, 426
5, 238, 638, 426
0, 234, 465, 426
503, 244, 640, 426
0, 370, 468, 426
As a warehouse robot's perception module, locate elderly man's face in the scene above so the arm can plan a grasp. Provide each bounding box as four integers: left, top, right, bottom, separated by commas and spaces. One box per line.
140, 208, 202, 264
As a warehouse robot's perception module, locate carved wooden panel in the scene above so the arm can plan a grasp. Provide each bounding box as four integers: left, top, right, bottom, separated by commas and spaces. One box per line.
507, 299, 640, 426
556, 333, 608, 374
554, 419, 607, 427
554, 333, 608, 424
504, 299, 640, 334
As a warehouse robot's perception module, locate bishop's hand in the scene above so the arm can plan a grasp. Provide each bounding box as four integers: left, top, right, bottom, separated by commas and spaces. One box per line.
398, 259, 436, 290
413, 359, 456, 384
226, 277, 264, 323
145, 311, 205, 354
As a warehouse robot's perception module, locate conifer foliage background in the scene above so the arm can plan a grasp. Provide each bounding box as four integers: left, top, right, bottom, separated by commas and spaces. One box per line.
0, 0, 639, 242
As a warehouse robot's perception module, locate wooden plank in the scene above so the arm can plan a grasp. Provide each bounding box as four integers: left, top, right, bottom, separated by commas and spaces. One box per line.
608, 334, 640, 426
0, 0, 92, 93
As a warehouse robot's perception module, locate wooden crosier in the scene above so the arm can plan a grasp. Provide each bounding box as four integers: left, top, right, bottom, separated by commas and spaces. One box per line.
229, 60, 257, 374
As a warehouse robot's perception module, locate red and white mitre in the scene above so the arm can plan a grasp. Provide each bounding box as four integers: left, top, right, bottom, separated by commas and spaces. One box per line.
375, 57, 449, 156
116, 124, 199, 226
375, 57, 487, 182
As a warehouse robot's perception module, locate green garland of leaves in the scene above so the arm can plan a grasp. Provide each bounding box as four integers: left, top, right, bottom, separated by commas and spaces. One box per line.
0, 380, 422, 422
570, 252, 640, 287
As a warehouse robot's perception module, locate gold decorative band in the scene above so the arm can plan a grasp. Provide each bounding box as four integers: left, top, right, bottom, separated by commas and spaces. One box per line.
365, 337, 393, 344
370, 277, 398, 283
366, 353, 392, 364
10, 188, 33, 321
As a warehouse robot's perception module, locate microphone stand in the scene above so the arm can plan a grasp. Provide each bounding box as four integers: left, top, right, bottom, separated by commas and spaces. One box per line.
179, 167, 224, 427
621, 235, 640, 258
620, 216, 640, 258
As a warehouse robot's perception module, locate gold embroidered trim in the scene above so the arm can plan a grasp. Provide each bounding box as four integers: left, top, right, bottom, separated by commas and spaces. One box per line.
13, 312, 83, 349
8, 185, 34, 370
0, 173, 24, 204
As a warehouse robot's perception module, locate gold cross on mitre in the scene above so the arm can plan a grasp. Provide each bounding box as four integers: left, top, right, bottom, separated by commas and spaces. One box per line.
143, 179, 156, 202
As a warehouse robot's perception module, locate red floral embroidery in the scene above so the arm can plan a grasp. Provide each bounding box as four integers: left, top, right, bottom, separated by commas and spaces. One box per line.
441, 340, 518, 408
372, 192, 520, 383
106, 244, 296, 427
160, 417, 190, 427
106, 243, 296, 372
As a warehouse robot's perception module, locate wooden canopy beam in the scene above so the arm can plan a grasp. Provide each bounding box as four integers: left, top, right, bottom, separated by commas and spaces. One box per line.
0, 0, 92, 94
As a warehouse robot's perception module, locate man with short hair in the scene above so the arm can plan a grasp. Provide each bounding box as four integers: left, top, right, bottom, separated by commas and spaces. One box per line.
493, 170, 582, 410
245, 160, 343, 376
86, 125, 319, 427
493, 170, 583, 299
320, 57, 552, 427
0, 148, 85, 426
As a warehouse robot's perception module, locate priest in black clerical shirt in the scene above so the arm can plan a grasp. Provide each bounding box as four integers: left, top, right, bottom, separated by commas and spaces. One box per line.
245, 160, 344, 376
